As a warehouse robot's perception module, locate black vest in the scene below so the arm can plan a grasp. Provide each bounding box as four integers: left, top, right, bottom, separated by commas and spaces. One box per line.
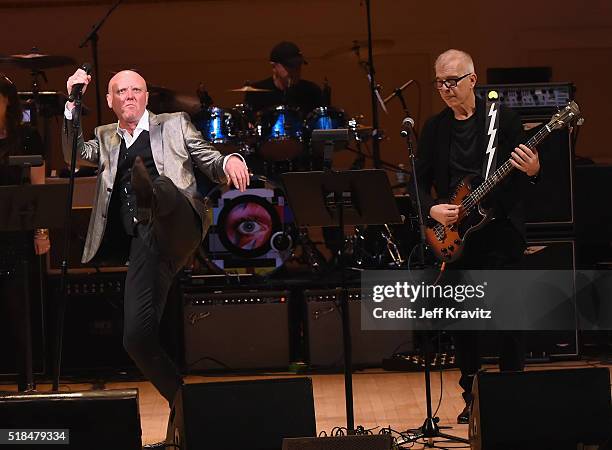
114, 130, 160, 235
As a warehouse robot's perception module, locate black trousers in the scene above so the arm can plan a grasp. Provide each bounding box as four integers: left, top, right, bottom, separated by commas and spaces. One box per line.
121, 176, 202, 405
447, 219, 526, 404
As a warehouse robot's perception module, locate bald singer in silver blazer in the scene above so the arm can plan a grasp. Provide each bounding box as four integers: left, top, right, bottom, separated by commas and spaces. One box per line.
62, 110, 227, 263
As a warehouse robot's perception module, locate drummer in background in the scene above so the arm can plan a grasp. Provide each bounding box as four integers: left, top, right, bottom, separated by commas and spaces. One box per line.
244, 41, 322, 114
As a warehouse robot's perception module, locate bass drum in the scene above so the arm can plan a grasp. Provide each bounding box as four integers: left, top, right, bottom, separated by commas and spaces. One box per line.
202, 174, 296, 275
256, 105, 304, 161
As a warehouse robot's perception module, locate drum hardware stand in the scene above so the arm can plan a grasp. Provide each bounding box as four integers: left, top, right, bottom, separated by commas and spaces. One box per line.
26, 62, 48, 128
322, 77, 332, 107
296, 228, 327, 274
79, 0, 123, 126
353, 0, 387, 169
381, 224, 404, 267
282, 142, 402, 433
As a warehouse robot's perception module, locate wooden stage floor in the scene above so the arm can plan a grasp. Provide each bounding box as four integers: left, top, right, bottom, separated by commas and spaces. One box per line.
2, 360, 610, 448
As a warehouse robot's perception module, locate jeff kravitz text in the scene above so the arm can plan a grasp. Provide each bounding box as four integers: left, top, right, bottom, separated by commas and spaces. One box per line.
369, 281, 493, 322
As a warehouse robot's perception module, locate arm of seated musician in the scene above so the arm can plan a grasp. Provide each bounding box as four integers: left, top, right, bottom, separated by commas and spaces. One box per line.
31, 162, 50, 255
23, 128, 52, 256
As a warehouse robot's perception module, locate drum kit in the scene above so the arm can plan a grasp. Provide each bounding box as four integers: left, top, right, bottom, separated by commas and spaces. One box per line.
190, 85, 365, 166
189, 86, 381, 276
188, 82, 418, 277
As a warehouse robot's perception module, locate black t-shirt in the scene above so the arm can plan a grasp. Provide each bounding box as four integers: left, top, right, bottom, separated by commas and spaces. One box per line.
449, 114, 481, 190
0, 125, 43, 186
244, 77, 322, 115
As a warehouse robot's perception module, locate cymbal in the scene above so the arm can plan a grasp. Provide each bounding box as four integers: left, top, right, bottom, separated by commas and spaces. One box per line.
321, 39, 395, 60
229, 86, 272, 93
147, 87, 200, 115
147, 83, 174, 94
0, 52, 76, 69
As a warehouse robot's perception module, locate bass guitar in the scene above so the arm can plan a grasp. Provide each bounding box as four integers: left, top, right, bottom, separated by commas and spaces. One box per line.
425, 101, 581, 263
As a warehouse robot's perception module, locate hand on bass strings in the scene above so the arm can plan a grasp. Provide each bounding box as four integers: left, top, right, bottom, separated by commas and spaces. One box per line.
430, 203, 460, 226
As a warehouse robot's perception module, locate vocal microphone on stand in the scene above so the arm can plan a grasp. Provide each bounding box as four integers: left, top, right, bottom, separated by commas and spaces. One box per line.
400, 116, 415, 137
68, 63, 92, 102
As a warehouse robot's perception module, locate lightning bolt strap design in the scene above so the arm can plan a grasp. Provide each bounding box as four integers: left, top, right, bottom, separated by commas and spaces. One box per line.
484, 103, 498, 179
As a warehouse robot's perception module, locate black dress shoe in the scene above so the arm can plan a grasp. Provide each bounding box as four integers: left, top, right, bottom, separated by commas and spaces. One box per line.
131, 156, 153, 223
457, 403, 470, 424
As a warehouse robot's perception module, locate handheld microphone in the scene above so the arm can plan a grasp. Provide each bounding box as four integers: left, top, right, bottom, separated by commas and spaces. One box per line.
68, 63, 92, 102
400, 116, 415, 137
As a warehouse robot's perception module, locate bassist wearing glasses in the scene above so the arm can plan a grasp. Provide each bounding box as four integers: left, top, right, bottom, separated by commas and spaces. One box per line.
411, 49, 541, 425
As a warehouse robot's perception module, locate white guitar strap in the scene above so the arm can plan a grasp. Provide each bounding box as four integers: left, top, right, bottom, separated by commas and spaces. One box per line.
483, 91, 500, 179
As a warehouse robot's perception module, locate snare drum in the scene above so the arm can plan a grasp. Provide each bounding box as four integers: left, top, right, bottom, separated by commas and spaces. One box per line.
256, 105, 304, 161
193, 105, 253, 154
202, 174, 296, 275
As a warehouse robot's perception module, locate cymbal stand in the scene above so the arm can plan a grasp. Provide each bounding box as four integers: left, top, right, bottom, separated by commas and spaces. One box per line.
355, 0, 387, 169
28, 68, 47, 127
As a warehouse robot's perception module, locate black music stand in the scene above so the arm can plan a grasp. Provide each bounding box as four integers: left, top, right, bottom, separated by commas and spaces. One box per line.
282, 169, 402, 433
0, 183, 68, 391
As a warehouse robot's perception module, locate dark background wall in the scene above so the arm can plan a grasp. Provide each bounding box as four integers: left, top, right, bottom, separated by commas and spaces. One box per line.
1, 0, 610, 171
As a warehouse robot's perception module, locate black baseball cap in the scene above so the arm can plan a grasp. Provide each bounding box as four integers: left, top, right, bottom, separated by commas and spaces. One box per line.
269, 41, 307, 69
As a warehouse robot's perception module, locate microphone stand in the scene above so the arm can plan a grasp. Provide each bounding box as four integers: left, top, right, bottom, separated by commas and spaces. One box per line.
394, 91, 468, 448
395, 90, 426, 267
79, 0, 123, 126
51, 90, 84, 391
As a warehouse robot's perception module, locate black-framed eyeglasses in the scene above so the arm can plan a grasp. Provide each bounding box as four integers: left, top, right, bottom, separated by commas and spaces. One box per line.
433, 73, 471, 90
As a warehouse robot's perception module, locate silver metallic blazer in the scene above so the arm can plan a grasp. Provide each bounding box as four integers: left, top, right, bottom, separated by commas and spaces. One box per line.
62, 110, 226, 263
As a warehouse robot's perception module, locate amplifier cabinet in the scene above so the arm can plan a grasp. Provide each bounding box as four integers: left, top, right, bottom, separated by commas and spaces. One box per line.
47, 273, 134, 372
305, 288, 414, 368
482, 239, 578, 360
183, 289, 290, 371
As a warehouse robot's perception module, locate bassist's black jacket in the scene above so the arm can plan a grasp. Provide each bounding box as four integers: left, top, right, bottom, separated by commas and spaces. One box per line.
412, 96, 536, 251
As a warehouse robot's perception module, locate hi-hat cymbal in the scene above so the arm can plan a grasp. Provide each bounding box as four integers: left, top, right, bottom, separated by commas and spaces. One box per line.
0, 52, 76, 70
229, 86, 272, 93
321, 39, 395, 60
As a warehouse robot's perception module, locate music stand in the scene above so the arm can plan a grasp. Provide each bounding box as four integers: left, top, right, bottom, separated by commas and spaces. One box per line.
281, 169, 401, 433
0, 184, 68, 391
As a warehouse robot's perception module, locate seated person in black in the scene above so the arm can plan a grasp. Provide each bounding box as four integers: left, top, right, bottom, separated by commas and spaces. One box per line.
244, 41, 322, 115
245, 42, 323, 173
0, 74, 49, 391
